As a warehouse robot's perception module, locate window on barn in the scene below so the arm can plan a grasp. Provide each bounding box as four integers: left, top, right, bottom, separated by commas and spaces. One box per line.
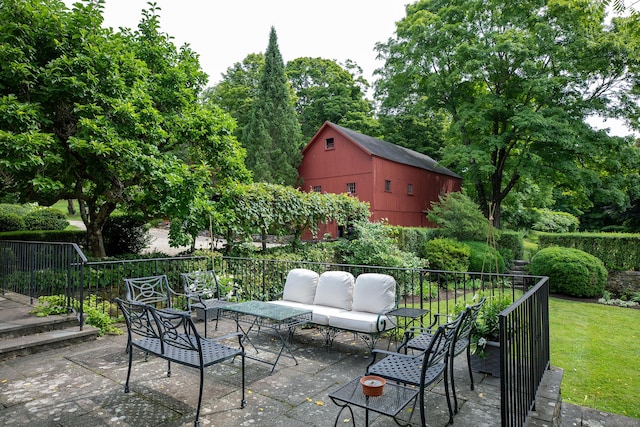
312, 185, 322, 192
407, 183, 413, 195
346, 182, 356, 194
325, 138, 335, 150
385, 180, 391, 192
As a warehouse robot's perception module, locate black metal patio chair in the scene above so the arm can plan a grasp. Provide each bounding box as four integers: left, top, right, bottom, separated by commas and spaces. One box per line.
115, 298, 246, 427
124, 274, 185, 310
398, 297, 486, 412
181, 270, 228, 337
366, 310, 466, 426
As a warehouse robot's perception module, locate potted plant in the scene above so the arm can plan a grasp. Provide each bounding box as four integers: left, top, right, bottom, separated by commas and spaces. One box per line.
469, 293, 512, 377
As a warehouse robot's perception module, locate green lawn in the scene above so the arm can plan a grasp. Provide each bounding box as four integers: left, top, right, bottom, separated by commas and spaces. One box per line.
550, 297, 640, 419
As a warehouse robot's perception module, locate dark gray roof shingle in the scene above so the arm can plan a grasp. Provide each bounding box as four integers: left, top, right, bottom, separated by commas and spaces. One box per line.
330, 122, 461, 179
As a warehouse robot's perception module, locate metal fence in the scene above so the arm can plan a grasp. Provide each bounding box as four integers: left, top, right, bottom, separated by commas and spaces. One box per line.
500, 275, 550, 427
0, 240, 87, 327
0, 242, 550, 426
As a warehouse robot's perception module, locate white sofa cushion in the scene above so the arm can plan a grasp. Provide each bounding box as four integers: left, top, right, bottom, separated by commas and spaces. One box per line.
351, 273, 396, 314
313, 271, 355, 310
329, 311, 396, 333
309, 305, 348, 326
282, 268, 319, 304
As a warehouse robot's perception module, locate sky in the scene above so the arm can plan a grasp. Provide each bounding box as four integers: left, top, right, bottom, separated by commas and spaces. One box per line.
61, 0, 634, 138
64, 0, 409, 86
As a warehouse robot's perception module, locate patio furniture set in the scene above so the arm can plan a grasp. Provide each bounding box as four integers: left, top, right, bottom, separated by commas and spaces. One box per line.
117, 269, 485, 426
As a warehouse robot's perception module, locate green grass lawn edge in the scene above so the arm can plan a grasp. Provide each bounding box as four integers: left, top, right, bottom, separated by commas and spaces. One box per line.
550, 297, 640, 419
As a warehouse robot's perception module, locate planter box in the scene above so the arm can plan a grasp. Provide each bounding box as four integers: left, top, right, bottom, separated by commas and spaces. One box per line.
470, 340, 501, 377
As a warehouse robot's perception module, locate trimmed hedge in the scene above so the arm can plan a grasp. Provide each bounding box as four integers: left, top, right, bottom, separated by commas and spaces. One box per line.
497, 230, 524, 261
538, 232, 640, 271
423, 238, 470, 272
0, 229, 86, 246
23, 208, 68, 231
0, 212, 25, 232
462, 241, 506, 274
529, 246, 607, 297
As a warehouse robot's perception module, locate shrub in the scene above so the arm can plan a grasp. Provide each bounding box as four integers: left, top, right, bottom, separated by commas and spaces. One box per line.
335, 221, 424, 268
23, 208, 68, 231
529, 247, 607, 297
423, 238, 470, 272
463, 241, 506, 274
427, 191, 489, 241
532, 208, 579, 233
102, 214, 150, 256
0, 203, 31, 217
0, 211, 25, 232
497, 230, 524, 261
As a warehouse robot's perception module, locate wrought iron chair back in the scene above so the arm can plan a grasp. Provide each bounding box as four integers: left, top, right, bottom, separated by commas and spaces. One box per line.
366, 311, 466, 426
115, 297, 246, 427
180, 270, 227, 336
124, 274, 178, 309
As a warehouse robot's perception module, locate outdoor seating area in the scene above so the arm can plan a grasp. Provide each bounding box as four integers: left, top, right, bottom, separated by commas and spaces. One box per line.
0, 293, 516, 426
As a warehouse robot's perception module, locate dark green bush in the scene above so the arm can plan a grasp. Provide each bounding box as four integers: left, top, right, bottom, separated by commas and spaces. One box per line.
23, 208, 68, 231
529, 247, 607, 297
0, 229, 86, 246
0, 203, 31, 217
0, 211, 25, 232
538, 232, 640, 271
463, 241, 506, 274
427, 191, 489, 241
102, 214, 150, 256
497, 231, 524, 260
423, 238, 470, 272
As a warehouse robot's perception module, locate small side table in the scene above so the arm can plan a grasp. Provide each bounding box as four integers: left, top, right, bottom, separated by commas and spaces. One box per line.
387, 307, 430, 330
329, 376, 418, 426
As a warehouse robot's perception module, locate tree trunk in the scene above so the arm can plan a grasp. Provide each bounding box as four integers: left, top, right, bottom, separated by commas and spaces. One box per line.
67, 199, 76, 215
86, 221, 107, 258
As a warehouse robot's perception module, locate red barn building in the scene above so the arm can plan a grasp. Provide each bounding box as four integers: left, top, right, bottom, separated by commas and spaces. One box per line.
298, 122, 462, 237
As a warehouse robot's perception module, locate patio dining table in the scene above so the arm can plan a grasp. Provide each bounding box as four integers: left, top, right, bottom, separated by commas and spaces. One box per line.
220, 300, 312, 374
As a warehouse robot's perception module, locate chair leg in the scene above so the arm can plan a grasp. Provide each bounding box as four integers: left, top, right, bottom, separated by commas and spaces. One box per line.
204, 309, 208, 338
444, 363, 454, 425
125, 345, 133, 393
194, 367, 204, 427
167, 360, 172, 377
450, 353, 459, 413
466, 345, 475, 390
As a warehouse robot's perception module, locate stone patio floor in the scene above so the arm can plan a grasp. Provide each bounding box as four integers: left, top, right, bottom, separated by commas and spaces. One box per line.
1, 295, 638, 427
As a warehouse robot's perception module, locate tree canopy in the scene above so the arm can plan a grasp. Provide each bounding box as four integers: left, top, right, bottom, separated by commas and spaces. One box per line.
375, 0, 640, 227
242, 27, 303, 186
0, 0, 249, 257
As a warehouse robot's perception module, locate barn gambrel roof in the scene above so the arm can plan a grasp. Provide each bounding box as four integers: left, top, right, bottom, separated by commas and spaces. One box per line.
326, 122, 461, 179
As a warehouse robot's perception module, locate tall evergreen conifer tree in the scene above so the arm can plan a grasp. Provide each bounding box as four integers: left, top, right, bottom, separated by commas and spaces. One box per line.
243, 27, 303, 185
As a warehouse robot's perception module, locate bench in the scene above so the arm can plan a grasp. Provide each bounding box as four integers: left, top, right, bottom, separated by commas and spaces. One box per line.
115, 297, 246, 427
269, 269, 397, 353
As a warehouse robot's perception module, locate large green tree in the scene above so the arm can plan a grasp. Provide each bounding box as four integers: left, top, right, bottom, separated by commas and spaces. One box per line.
286, 57, 376, 140
375, 0, 640, 227
242, 27, 303, 186
0, 0, 248, 257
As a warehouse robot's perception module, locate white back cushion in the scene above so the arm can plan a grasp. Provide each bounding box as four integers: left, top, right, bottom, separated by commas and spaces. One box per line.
351, 273, 396, 313
313, 271, 355, 310
282, 269, 319, 304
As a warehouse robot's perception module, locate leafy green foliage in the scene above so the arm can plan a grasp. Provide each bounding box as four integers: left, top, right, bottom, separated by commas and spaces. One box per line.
23, 207, 68, 231
242, 27, 303, 185
531, 209, 580, 233
30, 294, 122, 336
467, 293, 512, 357
335, 221, 424, 268
538, 232, 640, 271
529, 247, 607, 297
422, 238, 470, 272
463, 241, 506, 274
375, 0, 640, 228
286, 57, 374, 140
0, 211, 25, 232
496, 231, 524, 262
385, 225, 437, 257
427, 191, 489, 241
0, 1, 248, 257
102, 214, 150, 256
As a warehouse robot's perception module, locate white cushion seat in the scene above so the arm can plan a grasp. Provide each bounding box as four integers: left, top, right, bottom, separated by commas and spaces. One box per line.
328, 310, 396, 333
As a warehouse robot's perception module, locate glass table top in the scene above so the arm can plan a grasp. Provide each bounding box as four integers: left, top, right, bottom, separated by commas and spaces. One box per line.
221, 300, 311, 322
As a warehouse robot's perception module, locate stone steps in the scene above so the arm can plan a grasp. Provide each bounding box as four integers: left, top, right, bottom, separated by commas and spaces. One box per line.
0, 294, 99, 361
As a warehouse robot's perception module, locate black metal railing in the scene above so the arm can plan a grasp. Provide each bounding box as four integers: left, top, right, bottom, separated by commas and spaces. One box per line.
1, 241, 551, 426
0, 240, 87, 327
500, 275, 550, 427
